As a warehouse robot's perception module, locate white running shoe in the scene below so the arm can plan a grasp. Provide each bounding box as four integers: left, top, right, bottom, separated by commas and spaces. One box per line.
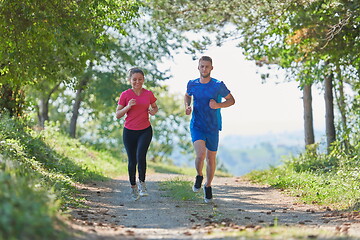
130, 187, 140, 201
138, 181, 149, 197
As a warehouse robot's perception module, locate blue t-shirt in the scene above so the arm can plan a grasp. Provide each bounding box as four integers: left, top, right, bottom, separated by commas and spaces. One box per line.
186, 78, 231, 133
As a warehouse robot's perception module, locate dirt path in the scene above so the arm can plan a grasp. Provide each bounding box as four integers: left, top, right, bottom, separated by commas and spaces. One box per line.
66, 173, 360, 239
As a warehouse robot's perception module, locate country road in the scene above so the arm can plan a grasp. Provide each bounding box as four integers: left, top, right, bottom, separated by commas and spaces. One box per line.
66, 173, 360, 239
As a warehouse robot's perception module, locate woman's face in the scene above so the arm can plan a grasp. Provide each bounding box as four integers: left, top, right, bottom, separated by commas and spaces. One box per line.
130, 73, 144, 90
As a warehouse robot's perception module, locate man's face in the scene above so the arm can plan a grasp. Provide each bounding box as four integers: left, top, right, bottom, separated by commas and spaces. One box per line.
198, 60, 213, 78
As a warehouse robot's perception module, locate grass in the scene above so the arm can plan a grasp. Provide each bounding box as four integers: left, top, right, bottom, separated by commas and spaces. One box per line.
158, 177, 202, 201
210, 225, 350, 240
40, 123, 128, 179
148, 161, 231, 177
2, 115, 360, 239
0, 116, 128, 239
245, 155, 360, 211
157, 177, 351, 240
0, 115, 229, 239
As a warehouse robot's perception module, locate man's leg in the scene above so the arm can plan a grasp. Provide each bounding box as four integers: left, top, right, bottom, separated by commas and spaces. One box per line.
203, 130, 219, 203
192, 140, 206, 192
205, 150, 217, 187
202, 150, 217, 203
194, 140, 206, 175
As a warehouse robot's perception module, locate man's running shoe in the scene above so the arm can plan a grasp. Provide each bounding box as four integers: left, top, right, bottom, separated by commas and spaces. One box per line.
192, 175, 203, 192
204, 186, 213, 203
130, 187, 140, 201
138, 181, 149, 197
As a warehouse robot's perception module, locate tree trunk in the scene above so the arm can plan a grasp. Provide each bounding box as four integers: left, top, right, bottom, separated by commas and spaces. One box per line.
37, 98, 49, 128
0, 84, 25, 117
303, 84, 315, 147
324, 73, 336, 152
333, 68, 349, 151
37, 83, 60, 128
337, 78, 347, 132
69, 63, 93, 138
69, 76, 89, 138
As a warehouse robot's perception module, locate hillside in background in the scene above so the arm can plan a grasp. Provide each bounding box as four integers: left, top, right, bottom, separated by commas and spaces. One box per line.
171, 130, 326, 176
218, 132, 304, 176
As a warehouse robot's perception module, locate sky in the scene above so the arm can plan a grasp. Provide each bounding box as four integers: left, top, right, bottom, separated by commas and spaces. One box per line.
160, 41, 326, 137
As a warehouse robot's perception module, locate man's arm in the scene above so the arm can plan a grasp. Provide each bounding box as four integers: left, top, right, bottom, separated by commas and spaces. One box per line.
209, 93, 235, 109
184, 93, 192, 115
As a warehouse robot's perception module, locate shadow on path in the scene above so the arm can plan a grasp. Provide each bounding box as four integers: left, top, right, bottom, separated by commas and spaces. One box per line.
67, 174, 360, 239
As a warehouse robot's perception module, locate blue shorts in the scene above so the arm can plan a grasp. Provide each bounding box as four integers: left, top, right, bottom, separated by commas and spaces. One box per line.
190, 128, 219, 151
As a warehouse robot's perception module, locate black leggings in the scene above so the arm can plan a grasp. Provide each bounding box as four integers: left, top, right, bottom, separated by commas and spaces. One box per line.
123, 126, 153, 186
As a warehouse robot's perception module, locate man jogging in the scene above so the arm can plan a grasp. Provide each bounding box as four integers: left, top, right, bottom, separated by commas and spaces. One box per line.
184, 56, 235, 203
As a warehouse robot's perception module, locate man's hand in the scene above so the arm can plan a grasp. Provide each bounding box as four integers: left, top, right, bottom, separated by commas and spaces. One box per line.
209, 99, 218, 109
185, 105, 192, 115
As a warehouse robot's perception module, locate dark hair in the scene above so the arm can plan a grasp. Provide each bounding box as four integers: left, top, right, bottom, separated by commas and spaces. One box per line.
128, 67, 144, 79
199, 56, 212, 64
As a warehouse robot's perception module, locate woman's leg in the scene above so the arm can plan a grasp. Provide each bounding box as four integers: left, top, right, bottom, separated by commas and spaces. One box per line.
123, 128, 138, 186
136, 126, 153, 182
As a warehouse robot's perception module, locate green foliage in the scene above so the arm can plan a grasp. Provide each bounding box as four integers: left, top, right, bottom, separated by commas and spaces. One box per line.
41, 122, 127, 179
285, 144, 338, 173
247, 142, 360, 210
149, 0, 360, 151
148, 162, 194, 175
149, 90, 193, 163
150, 1, 360, 211
0, 0, 140, 86
0, 171, 64, 240
0, 83, 27, 117
0, 114, 229, 238
0, 0, 140, 116
33, 5, 189, 151
0, 116, 107, 185
0, 116, 70, 239
0, 115, 127, 239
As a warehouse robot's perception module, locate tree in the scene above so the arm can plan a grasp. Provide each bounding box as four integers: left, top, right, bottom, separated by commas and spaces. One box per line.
69, 63, 94, 138
303, 84, 315, 146
65, 6, 186, 138
324, 73, 336, 152
148, 0, 360, 152
0, 83, 25, 117
148, 90, 192, 163
35, 81, 61, 128
0, 0, 140, 116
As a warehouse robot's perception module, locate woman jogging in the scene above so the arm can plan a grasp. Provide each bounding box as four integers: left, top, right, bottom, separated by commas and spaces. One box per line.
116, 67, 158, 201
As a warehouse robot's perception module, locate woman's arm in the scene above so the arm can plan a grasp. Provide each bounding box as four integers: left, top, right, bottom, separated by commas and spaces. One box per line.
149, 102, 158, 116
115, 105, 129, 119
116, 98, 136, 119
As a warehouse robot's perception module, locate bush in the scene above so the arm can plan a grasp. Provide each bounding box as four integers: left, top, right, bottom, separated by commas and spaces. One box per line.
0, 115, 127, 239
247, 140, 360, 210
285, 144, 339, 173
0, 170, 64, 240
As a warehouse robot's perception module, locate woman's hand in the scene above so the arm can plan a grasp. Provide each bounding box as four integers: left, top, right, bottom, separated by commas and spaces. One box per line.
127, 99, 136, 108
148, 108, 156, 116
148, 103, 158, 116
